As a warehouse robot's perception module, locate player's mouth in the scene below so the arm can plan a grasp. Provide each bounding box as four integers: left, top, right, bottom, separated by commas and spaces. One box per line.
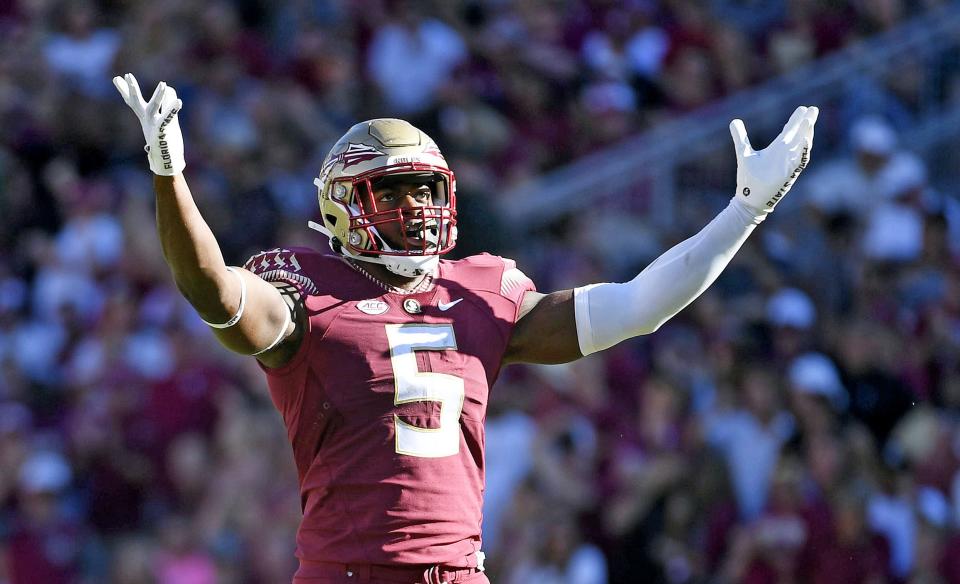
403, 220, 439, 249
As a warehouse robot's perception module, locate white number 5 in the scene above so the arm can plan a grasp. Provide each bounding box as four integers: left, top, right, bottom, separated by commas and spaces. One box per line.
385, 324, 465, 458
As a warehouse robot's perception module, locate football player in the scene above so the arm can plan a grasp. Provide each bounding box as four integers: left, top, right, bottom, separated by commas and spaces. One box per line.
114, 73, 817, 584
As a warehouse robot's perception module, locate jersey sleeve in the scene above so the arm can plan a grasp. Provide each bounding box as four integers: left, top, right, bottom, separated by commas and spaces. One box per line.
498, 257, 536, 324
242, 248, 321, 296
242, 248, 323, 375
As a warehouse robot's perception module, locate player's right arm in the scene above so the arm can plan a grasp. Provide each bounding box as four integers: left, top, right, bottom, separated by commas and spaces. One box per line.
114, 74, 299, 367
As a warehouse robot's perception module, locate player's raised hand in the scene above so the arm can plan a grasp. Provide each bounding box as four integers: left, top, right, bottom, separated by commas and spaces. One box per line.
730, 105, 818, 214
113, 73, 185, 176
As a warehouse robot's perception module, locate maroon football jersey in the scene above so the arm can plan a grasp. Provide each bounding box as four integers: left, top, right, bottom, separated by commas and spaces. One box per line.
243, 248, 535, 567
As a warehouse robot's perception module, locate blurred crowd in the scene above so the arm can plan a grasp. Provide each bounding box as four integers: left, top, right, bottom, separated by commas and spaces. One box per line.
1, 0, 959, 582
496, 105, 960, 583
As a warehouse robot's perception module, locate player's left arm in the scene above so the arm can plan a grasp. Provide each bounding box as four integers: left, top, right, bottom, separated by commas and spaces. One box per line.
502, 290, 579, 364
504, 106, 818, 365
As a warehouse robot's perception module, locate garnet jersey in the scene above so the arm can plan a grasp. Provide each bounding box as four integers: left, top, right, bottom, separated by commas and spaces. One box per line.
243, 248, 535, 567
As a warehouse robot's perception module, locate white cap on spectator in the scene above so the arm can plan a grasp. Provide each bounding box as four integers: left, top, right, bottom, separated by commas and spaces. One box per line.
879, 154, 927, 200
766, 288, 816, 329
850, 116, 897, 155
19, 451, 72, 493
788, 352, 848, 410
861, 203, 924, 261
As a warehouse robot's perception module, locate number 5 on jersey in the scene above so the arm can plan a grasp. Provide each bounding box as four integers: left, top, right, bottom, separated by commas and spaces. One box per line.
385, 324, 465, 458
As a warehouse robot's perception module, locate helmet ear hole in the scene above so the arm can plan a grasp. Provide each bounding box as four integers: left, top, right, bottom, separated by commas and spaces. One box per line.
325, 214, 338, 226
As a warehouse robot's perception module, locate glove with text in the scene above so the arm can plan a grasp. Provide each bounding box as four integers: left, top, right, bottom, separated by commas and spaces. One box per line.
730, 105, 818, 215
113, 73, 185, 176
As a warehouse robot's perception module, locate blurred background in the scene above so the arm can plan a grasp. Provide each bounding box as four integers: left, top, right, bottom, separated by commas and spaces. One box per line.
2, 0, 960, 582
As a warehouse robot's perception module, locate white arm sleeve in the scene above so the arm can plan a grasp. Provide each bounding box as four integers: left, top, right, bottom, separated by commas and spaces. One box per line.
574, 198, 763, 355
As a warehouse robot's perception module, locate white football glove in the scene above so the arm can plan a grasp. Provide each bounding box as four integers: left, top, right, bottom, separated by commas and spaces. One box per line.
112, 73, 185, 176
730, 105, 818, 215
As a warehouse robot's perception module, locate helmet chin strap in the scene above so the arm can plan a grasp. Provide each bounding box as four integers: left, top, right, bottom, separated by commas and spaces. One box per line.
307, 220, 336, 241
307, 221, 439, 277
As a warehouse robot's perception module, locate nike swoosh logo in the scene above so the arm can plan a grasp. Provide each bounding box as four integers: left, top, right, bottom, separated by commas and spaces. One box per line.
438, 298, 464, 311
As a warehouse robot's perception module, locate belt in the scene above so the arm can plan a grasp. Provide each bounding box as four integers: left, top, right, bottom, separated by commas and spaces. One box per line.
297, 560, 479, 583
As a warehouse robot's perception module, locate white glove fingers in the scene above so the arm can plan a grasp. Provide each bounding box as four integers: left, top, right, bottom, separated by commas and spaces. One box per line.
778, 118, 813, 175
787, 105, 808, 127
729, 119, 752, 157
146, 82, 167, 116
125, 74, 148, 111
112, 75, 130, 102
784, 107, 817, 152
795, 119, 814, 159
158, 85, 178, 115
778, 106, 808, 144
804, 107, 818, 144
783, 106, 818, 150
113, 74, 147, 116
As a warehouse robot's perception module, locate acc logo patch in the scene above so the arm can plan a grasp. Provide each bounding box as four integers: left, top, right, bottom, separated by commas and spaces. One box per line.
357, 300, 389, 315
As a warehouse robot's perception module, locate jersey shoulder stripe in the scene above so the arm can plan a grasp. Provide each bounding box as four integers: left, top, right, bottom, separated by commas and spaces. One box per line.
243, 247, 322, 295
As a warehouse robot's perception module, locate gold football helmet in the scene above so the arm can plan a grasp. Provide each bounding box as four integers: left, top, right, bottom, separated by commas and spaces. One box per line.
310, 119, 457, 277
